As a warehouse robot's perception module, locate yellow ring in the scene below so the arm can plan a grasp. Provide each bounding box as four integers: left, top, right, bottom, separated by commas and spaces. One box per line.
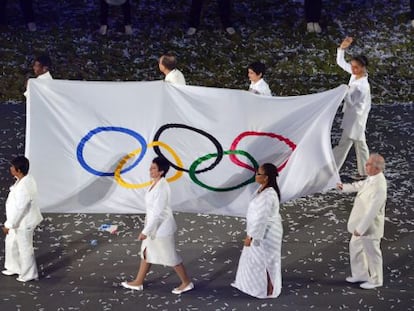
114, 141, 184, 189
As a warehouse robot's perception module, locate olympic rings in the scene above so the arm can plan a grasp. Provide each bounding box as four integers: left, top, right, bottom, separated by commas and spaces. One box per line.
229, 131, 296, 172
77, 126, 147, 176
114, 141, 184, 189
153, 123, 223, 173
76, 124, 296, 192
189, 150, 259, 192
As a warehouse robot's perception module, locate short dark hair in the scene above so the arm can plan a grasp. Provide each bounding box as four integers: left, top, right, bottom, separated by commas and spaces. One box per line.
248, 61, 266, 76
351, 54, 369, 67
35, 54, 52, 68
11, 156, 30, 175
152, 156, 170, 177
161, 53, 177, 71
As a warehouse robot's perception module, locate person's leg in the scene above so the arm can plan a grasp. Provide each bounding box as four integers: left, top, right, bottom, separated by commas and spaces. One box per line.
304, 0, 322, 22
332, 134, 353, 172
189, 0, 203, 28
100, 0, 109, 25
122, 0, 131, 26
0, 0, 7, 26
361, 238, 383, 285
354, 139, 369, 176
349, 235, 369, 280
4, 229, 21, 274
129, 248, 151, 285
16, 228, 38, 281
411, 0, 414, 19
173, 263, 191, 289
19, 0, 35, 23
266, 271, 274, 296
218, 0, 232, 28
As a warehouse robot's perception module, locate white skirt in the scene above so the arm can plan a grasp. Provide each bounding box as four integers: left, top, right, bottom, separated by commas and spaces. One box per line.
140, 235, 182, 267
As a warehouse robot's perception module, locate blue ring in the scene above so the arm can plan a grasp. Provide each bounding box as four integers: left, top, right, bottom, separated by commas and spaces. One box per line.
76, 126, 147, 176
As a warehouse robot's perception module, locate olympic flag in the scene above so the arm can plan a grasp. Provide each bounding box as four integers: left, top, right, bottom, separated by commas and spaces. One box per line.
25, 80, 347, 216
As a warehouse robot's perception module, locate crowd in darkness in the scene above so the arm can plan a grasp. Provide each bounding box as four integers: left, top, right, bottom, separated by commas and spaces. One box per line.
2, 0, 413, 34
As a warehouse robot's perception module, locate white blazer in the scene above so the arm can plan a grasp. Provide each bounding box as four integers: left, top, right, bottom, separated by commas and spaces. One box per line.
342, 172, 387, 238
142, 178, 177, 238
248, 78, 272, 96
336, 48, 371, 140
165, 69, 186, 85
5, 175, 43, 229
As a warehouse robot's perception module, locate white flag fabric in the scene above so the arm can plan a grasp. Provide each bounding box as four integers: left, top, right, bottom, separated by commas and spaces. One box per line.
25, 80, 347, 216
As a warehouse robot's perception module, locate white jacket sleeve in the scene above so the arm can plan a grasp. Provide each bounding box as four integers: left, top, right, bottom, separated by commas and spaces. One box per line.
355, 189, 386, 235
341, 180, 368, 193
141, 184, 169, 237
246, 193, 273, 241
5, 187, 32, 229
337, 48, 352, 74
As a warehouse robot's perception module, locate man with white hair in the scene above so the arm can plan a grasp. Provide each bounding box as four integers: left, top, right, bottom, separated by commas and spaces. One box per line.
336, 153, 387, 289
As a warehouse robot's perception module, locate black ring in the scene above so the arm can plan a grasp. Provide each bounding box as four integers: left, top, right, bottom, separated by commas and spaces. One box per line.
153, 123, 224, 173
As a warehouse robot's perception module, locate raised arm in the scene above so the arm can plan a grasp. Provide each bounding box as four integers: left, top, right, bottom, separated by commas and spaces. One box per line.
336, 37, 353, 74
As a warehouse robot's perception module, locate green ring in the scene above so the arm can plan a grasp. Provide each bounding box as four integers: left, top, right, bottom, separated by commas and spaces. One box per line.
189, 150, 259, 192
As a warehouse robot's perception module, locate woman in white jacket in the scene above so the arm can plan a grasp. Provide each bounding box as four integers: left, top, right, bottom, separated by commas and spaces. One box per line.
333, 37, 371, 180
232, 163, 283, 298
121, 157, 193, 294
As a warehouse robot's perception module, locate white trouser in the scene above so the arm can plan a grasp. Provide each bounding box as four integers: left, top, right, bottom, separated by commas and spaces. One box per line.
5, 227, 39, 281
333, 134, 369, 175
349, 235, 383, 285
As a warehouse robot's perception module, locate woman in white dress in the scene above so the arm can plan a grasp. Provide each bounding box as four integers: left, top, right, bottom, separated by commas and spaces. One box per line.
232, 163, 283, 298
121, 157, 193, 294
247, 61, 272, 96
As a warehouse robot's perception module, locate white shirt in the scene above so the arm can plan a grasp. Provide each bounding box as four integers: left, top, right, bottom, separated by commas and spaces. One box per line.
24, 71, 53, 97
165, 69, 186, 85
5, 175, 43, 229
248, 78, 272, 96
336, 48, 371, 140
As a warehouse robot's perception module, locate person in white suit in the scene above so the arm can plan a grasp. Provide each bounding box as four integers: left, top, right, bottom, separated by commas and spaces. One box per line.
247, 61, 272, 96
121, 157, 193, 294
333, 37, 371, 180
232, 163, 283, 298
159, 53, 186, 86
2, 156, 43, 282
24, 54, 53, 98
337, 153, 387, 289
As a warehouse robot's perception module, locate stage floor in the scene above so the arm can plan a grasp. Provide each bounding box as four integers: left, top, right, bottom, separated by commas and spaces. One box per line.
0, 102, 413, 310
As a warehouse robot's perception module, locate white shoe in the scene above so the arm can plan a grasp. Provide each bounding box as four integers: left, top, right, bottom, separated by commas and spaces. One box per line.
360, 281, 382, 289
171, 282, 194, 294
124, 25, 133, 35
121, 281, 143, 291
99, 25, 107, 35
345, 276, 369, 283
313, 22, 321, 33
16, 276, 38, 282
225, 27, 236, 35
306, 22, 314, 33
2, 270, 17, 276
186, 27, 197, 36
27, 22, 37, 32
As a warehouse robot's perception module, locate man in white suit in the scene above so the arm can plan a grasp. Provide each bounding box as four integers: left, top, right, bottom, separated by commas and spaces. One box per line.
2, 156, 43, 282
158, 52, 186, 86
337, 153, 387, 289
